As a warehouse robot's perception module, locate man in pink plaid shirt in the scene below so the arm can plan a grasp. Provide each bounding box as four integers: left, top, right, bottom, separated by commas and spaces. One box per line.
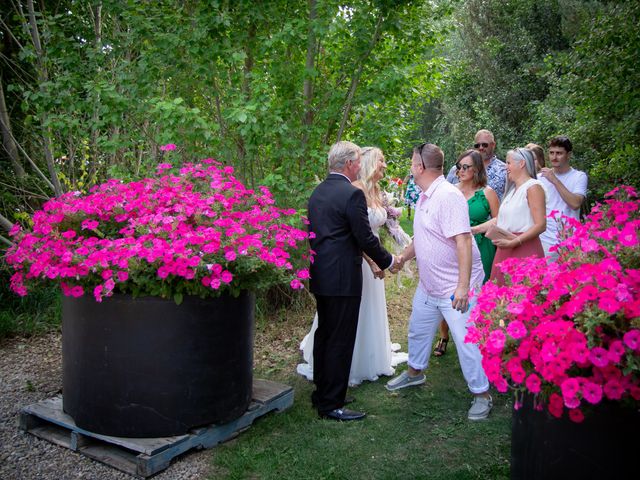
386, 143, 492, 421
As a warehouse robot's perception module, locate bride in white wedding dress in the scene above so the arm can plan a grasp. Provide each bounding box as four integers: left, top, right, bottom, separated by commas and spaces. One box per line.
297, 147, 409, 386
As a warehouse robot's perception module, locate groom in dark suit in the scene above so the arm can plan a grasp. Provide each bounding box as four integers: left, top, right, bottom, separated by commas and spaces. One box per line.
308, 141, 398, 421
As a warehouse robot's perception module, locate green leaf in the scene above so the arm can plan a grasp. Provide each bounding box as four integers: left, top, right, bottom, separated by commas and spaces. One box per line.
174, 292, 183, 305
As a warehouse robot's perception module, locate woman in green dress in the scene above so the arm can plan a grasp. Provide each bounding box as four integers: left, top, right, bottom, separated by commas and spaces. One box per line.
459, 149, 500, 280
433, 149, 500, 357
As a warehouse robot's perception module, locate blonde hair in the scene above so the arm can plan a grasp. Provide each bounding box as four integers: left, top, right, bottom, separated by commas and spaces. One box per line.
525, 143, 545, 169
359, 147, 384, 207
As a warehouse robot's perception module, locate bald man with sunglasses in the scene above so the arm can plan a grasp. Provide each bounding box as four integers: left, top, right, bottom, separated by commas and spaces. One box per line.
446, 130, 507, 201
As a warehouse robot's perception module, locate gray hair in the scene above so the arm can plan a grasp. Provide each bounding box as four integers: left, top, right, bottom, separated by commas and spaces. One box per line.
505, 148, 537, 196
328, 141, 360, 171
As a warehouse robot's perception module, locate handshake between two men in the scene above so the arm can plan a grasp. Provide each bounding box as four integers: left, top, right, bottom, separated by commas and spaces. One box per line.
367, 252, 406, 280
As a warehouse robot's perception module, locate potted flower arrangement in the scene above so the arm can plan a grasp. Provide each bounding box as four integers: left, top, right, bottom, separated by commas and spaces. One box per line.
5, 149, 313, 437
466, 186, 639, 478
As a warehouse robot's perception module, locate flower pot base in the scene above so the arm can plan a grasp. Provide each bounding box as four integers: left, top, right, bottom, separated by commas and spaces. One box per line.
62, 293, 255, 437
511, 393, 640, 479
20, 379, 293, 477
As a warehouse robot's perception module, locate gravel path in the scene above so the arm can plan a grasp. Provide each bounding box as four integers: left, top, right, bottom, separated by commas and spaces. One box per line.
0, 332, 213, 480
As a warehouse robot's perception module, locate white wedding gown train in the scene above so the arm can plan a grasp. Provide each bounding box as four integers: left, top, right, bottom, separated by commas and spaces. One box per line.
296, 206, 408, 386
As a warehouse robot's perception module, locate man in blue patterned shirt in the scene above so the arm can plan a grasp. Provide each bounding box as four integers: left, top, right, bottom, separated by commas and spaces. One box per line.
446, 129, 507, 201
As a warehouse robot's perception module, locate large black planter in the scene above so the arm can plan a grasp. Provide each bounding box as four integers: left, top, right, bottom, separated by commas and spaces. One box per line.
511, 393, 639, 479
62, 292, 255, 438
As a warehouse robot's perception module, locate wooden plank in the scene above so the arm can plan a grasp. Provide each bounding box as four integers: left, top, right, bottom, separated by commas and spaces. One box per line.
22, 395, 190, 455
252, 378, 293, 404
19, 378, 295, 478
29, 424, 72, 449
80, 443, 140, 477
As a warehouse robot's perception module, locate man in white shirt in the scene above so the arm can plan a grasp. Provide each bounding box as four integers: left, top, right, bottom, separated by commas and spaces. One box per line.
538, 136, 588, 258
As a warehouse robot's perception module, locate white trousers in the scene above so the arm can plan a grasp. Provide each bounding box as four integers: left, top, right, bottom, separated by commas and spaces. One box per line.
407, 286, 489, 394
541, 240, 560, 261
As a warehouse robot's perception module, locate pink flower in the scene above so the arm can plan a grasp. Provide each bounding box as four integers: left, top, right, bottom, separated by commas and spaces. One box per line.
607, 340, 625, 363
506, 320, 527, 340
81, 219, 99, 230
507, 358, 526, 384
623, 330, 640, 351
561, 378, 580, 399
70, 286, 84, 297
619, 223, 638, 247
597, 292, 620, 314
563, 395, 580, 409
93, 285, 104, 302
603, 379, 624, 400
589, 347, 609, 368
582, 381, 603, 404
548, 393, 564, 418
290, 279, 303, 289
101, 269, 113, 280
568, 409, 585, 423
525, 374, 541, 394
160, 143, 177, 151
486, 330, 506, 354
296, 269, 310, 280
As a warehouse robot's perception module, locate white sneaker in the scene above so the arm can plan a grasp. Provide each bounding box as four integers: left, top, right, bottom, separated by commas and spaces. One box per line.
385, 371, 425, 391
468, 395, 493, 420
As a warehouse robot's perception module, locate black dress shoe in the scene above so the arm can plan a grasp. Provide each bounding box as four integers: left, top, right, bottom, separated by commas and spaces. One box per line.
320, 408, 366, 421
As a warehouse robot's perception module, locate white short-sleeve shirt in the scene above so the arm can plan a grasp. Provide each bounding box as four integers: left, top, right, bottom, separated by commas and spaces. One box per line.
539, 168, 588, 246
497, 178, 545, 233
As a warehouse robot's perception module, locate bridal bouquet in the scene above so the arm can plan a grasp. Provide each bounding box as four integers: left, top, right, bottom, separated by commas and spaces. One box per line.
466, 186, 640, 422
6, 149, 313, 303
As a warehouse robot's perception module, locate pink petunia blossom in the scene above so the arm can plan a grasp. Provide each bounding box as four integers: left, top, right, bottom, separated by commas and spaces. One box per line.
603, 379, 624, 400
589, 347, 609, 368
568, 409, 585, 423
582, 381, 603, 404
623, 330, 640, 351
506, 320, 527, 340
548, 393, 564, 418
296, 269, 310, 280
525, 374, 541, 394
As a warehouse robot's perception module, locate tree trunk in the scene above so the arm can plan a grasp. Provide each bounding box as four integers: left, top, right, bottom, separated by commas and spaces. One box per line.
0, 211, 14, 232
336, 15, 384, 142
300, 0, 318, 165
26, 0, 63, 196
0, 78, 25, 178
89, 2, 103, 182
238, 23, 256, 185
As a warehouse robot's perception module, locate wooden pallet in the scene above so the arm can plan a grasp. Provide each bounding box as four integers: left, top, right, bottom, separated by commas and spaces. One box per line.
19, 379, 294, 478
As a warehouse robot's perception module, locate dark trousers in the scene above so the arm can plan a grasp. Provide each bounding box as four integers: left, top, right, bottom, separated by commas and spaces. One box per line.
312, 294, 361, 414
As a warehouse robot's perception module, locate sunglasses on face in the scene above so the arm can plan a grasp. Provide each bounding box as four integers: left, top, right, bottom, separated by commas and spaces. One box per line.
473, 142, 490, 149
414, 142, 427, 169
455, 163, 473, 171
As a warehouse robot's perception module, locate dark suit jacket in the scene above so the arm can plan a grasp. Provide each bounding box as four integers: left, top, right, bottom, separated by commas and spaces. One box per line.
308, 173, 393, 296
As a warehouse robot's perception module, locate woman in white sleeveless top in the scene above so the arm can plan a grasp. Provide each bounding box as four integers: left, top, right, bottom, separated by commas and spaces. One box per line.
489, 148, 546, 285
297, 147, 408, 386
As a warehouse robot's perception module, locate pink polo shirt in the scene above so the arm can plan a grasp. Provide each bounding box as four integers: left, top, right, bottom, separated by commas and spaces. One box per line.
413, 176, 484, 297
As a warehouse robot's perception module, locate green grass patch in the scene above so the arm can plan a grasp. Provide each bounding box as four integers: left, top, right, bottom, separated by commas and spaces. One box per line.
210, 276, 511, 479
211, 354, 511, 479
399, 207, 414, 237
0, 266, 61, 340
